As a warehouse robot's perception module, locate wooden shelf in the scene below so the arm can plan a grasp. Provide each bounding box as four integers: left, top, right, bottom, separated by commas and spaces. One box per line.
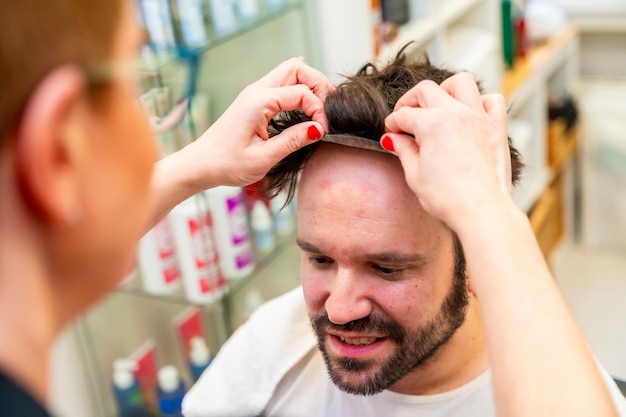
548, 121, 579, 173
502, 24, 579, 99
529, 173, 564, 259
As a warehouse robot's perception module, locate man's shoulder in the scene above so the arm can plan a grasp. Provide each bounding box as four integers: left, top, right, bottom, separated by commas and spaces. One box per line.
183, 286, 317, 417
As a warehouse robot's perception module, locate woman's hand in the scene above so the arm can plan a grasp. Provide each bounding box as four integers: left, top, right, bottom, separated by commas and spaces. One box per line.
149, 57, 333, 228
381, 72, 515, 232
181, 56, 335, 189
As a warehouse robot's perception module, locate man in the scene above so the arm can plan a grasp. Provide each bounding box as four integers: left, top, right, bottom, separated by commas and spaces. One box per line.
183, 52, 626, 416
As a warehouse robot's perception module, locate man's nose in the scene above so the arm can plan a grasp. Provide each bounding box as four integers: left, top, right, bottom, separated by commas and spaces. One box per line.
325, 266, 372, 325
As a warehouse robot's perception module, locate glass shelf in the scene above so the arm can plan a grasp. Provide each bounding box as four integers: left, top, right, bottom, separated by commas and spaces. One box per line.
115, 230, 297, 308
141, 0, 303, 71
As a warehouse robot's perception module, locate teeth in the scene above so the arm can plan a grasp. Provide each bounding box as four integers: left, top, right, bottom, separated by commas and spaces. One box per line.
339, 336, 378, 346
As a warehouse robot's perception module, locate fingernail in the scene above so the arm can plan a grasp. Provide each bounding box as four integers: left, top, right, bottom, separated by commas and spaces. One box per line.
381, 135, 394, 152
307, 125, 322, 140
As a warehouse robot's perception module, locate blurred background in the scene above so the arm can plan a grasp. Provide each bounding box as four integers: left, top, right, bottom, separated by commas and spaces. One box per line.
47, 1, 626, 415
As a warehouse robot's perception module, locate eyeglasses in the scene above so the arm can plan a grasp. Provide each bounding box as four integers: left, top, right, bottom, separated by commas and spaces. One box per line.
84, 45, 203, 137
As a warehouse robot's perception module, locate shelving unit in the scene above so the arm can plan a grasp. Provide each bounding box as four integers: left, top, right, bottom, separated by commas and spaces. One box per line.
378, 0, 501, 93
502, 24, 580, 258
69, 2, 316, 416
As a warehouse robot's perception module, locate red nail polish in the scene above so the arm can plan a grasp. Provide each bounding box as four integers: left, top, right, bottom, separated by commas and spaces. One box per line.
307, 125, 322, 140
381, 135, 394, 152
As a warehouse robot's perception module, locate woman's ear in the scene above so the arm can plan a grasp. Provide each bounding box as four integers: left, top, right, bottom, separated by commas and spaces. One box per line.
15, 65, 88, 226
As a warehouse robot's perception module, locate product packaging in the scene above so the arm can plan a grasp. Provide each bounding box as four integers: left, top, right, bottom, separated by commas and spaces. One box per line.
157, 366, 186, 417
206, 186, 255, 279
140, 0, 176, 50
174, 307, 212, 381
137, 217, 182, 295
269, 191, 295, 237
130, 340, 159, 414
251, 200, 276, 255
209, 0, 238, 33
175, 0, 208, 47
189, 336, 212, 381
236, 0, 259, 19
111, 360, 144, 417
170, 196, 227, 304
266, 0, 285, 9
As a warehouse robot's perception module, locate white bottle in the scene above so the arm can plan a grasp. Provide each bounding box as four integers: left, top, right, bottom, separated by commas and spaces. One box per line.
137, 217, 182, 295
270, 191, 295, 237
189, 336, 212, 381
169, 196, 227, 304
265, 0, 285, 9
206, 186, 255, 280
176, 0, 208, 46
141, 0, 175, 49
250, 200, 276, 254
209, 0, 238, 33
236, 0, 259, 19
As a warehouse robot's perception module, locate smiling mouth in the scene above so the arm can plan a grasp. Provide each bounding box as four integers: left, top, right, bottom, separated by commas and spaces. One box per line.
338, 336, 379, 346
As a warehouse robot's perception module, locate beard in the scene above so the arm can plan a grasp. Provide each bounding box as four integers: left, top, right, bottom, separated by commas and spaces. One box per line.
310, 240, 469, 396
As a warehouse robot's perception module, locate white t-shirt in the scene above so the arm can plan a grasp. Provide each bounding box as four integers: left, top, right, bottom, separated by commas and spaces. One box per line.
183, 287, 626, 417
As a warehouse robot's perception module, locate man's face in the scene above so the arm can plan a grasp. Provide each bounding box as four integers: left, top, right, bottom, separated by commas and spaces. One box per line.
297, 144, 469, 395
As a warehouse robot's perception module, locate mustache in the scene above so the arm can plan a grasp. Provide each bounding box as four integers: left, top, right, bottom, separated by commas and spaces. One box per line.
310, 313, 405, 343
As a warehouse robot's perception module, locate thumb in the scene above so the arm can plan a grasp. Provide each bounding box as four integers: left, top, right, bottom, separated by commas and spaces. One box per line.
265, 121, 324, 159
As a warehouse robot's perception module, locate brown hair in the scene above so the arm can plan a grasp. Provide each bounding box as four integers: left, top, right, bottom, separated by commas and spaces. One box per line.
0, 0, 123, 141
264, 49, 524, 201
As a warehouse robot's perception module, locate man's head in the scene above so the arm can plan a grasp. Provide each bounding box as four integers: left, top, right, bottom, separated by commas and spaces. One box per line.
265, 52, 523, 395
1, 1, 157, 322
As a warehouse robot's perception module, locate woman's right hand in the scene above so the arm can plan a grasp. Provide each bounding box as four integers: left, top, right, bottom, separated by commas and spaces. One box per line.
380, 72, 515, 232
182, 56, 335, 190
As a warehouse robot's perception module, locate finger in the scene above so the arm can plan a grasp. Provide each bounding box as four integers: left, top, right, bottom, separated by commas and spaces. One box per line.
379, 132, 421, 186
481, 94, 512, 193
481, 93, 507, 123
393, 80, 441, 111
262, 121, 324, 162
395, 79, 469, 112
257, 57, 335, 103
384, 106, 424, 142
439, 72, 484, 112
260, 84, 328, 130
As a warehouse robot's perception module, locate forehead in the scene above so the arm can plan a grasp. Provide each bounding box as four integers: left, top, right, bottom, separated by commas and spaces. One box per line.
299, 143, 415, 208
297, 144, 446, 249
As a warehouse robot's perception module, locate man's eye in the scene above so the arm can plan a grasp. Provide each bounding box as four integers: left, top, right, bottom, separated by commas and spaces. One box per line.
374, 265, 402, 276
308, 256, 332, 268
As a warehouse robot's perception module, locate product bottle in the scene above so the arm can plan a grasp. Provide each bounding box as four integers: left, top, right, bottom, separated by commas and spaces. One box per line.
157, 366, 186, 417
137, 217, 182, 295
265, 0, 285, 9
235, 0, 259, 20
269, 191, 295, 237
206, 186, 255, 280
189, 336, 212, 381
208, 0, 238, 33
250, 200, 276, 254
169, 196, 227, 304
175, 0, 208, 47
381, 0, 409, 25
140, 0, 175, 50
112, 360, 144, 417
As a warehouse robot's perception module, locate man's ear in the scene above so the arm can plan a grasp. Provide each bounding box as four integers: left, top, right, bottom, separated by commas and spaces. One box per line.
15, 65, 88, 225
467, 276, 475, 296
